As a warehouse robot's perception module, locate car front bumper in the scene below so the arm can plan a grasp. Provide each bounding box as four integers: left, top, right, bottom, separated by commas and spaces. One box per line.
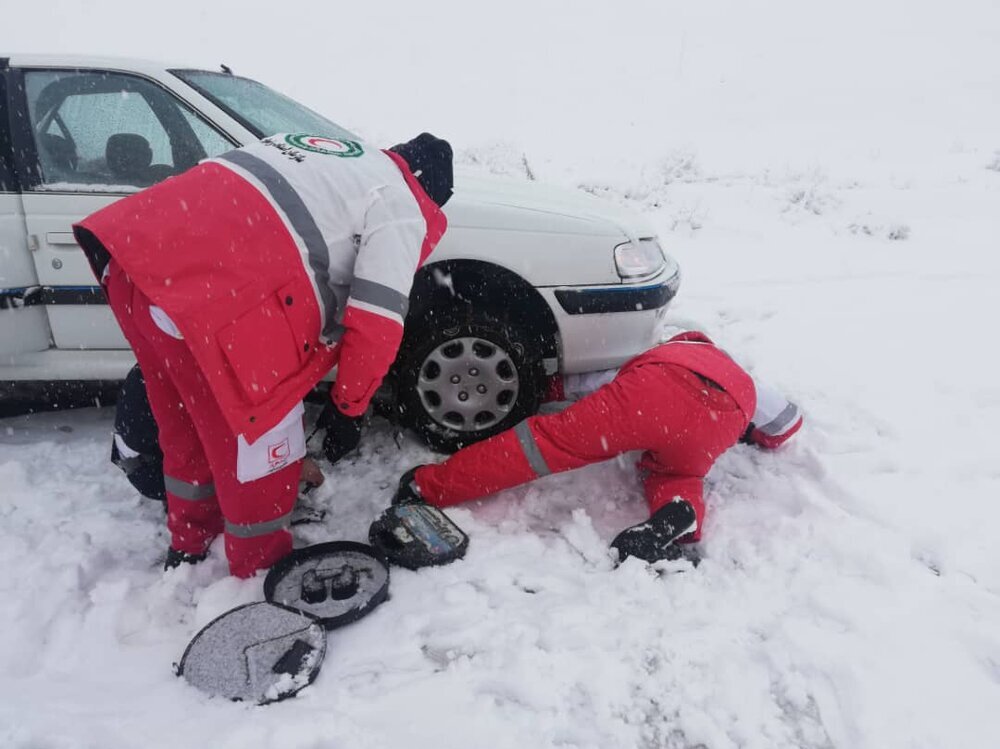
540, 265, 681, 374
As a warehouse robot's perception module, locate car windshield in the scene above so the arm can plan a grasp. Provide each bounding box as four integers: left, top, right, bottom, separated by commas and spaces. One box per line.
170, 69, 359, 141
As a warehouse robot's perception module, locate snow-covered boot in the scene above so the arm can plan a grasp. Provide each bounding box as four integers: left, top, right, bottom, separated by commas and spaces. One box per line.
292, 474, 326, 526
290, 504, 327, 526
610, 499, 697, 563
164, 547, 208, 570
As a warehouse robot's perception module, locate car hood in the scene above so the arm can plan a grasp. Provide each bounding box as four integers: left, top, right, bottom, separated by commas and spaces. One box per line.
445, 170, 655, 240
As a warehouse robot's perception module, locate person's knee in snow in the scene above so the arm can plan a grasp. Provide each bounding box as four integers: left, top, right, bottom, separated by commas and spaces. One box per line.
111, 364, 166, 503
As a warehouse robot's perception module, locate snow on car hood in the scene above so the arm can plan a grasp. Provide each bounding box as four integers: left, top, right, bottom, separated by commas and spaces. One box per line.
445, 170, 656, 240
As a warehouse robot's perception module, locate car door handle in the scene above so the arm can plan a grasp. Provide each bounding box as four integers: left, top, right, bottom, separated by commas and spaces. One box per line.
46, 232, 79, 247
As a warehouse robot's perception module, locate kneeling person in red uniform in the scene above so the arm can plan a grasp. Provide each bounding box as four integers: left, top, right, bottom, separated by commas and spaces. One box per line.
393, 330, 802, 563
74, 132, 452, 577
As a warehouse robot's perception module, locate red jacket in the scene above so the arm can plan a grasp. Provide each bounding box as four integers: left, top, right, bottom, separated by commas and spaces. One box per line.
551, 331, 800, 449
619, 331, 758, 421
75, 135, 446, 442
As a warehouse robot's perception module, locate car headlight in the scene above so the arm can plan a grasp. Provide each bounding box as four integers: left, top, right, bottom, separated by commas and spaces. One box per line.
613, 238, 666, 279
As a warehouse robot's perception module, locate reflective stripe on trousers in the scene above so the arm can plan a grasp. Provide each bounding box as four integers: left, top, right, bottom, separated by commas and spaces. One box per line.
225, 512, 293, 539
514, 421, 551, 477
164, 475, 216, 500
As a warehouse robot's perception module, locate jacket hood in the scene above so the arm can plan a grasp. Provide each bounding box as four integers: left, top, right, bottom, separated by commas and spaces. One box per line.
388, 133, 454, 207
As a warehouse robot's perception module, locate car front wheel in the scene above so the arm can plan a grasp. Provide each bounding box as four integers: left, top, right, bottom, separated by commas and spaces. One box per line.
394, 309, 544, 453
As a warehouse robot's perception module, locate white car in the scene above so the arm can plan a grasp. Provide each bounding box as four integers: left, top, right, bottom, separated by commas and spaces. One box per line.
0, 54, 680, 449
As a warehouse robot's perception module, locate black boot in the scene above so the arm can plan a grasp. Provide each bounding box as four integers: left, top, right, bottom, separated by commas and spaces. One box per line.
610, 500, 698, 563
164, 547, 208, 570
392, 466, 428, 506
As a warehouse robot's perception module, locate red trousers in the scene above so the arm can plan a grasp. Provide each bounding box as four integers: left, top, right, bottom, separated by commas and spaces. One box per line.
105, 263, 300, 577
415, 362, 749, 541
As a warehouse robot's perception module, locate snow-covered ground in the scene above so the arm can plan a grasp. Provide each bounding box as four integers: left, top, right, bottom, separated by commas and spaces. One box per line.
2, 2, 999, 747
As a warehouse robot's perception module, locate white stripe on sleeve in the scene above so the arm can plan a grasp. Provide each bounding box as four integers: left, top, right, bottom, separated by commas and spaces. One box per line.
752, 377, 800, 436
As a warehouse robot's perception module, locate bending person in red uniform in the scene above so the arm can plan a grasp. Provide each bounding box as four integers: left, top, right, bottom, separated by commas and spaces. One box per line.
74, 133, 452, 577
392, 330, 802, 563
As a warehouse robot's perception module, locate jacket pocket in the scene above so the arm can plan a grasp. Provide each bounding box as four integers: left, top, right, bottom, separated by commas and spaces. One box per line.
218, 294, 304, 405
275, 279, 318, 357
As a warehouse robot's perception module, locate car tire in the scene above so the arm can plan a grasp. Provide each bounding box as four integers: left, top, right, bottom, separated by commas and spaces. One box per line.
394, 308, 545, 453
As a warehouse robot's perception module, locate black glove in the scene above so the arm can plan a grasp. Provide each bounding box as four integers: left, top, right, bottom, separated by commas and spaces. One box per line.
739, 422, 757, 445
318, 404, 363, 465
392, 466, 427, 506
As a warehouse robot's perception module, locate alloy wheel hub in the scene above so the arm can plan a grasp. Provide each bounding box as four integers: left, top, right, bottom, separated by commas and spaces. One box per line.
416, 336, 519, 432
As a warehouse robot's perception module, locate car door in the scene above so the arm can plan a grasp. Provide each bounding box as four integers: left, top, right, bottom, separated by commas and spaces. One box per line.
8, 67, 235, 350
1, 61, 54, 360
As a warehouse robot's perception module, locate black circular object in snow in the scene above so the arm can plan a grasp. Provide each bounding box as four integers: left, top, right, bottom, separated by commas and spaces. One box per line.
263, 542, 390, 630
177, 601, 326, 705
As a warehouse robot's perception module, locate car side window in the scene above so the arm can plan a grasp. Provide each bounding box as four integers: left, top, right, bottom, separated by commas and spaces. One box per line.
177, 105, 232, 159
23, 70, 233, 191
